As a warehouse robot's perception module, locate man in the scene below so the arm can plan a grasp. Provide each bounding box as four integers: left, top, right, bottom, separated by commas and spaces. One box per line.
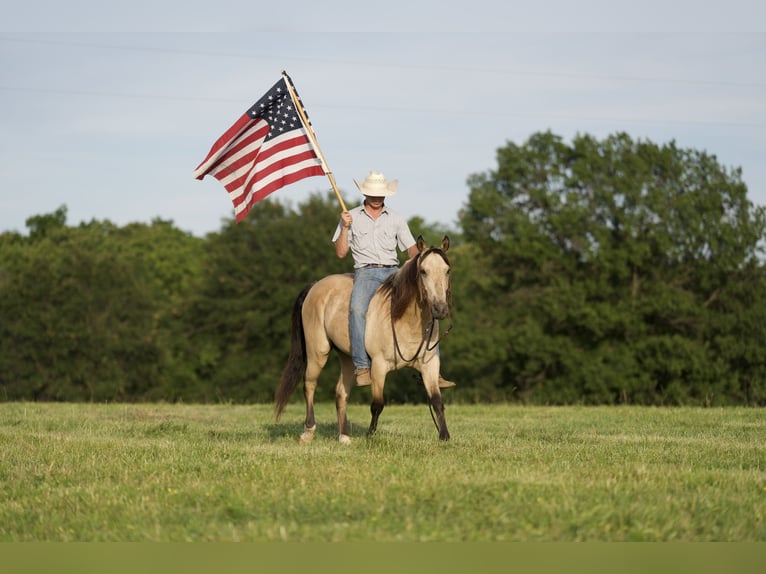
332, 171, 455, 388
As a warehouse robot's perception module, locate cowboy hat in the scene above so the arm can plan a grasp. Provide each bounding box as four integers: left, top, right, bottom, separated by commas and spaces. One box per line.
353, 171, 398, 197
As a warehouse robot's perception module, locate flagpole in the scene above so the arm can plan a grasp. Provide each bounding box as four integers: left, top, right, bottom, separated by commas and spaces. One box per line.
282, 71, 347, 212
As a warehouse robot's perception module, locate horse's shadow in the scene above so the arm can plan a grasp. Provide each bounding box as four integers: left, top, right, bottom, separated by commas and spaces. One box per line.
264, 419, 369, 442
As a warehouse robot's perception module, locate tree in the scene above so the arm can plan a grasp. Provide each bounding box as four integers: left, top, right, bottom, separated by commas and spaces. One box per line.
0, 209, 205, 401
4, 133, 764, 406
25, 205, 67, 240
1, 215, 155, 399
184, 193, 352, 402
457, 131, 766, 404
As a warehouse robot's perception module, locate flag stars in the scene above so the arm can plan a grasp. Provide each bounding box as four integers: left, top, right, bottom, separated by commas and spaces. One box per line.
246, 78, 306, 141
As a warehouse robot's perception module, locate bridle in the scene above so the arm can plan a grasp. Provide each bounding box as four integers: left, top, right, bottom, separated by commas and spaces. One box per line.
391, 248, 453, 366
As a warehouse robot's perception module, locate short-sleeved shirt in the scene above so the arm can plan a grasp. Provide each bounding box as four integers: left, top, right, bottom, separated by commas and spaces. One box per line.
332, 204, 416, 269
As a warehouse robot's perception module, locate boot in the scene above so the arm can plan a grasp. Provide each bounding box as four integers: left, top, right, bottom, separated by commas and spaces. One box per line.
355, 368, 372, 387
439, 375, 457, 388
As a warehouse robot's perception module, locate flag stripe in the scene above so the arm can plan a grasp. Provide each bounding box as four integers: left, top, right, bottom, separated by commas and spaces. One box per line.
239, 147, 323, 197
219, 133, 310, 190
221, 134, 319, 201
230, 153, 322, 203
233, 160, 325, 220
205, 123, 270, 180
193, 75, 325, 221
193, 113, 256, 179
237, 147, 324, 199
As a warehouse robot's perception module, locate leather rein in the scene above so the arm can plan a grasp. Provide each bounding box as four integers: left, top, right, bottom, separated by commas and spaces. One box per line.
391, 249, 453, 366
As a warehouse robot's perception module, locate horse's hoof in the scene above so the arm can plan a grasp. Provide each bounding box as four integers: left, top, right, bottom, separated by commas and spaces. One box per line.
338, 434, 351, 445
298, 431, 315, 444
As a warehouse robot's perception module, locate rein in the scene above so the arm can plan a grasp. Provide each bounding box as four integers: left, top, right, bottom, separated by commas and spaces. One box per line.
391, 309, 453, 364
391, 250, 453, 368
389, 243, 453, 436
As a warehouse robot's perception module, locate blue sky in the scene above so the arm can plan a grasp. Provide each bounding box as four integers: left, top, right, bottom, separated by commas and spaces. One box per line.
2, 1, 764, 236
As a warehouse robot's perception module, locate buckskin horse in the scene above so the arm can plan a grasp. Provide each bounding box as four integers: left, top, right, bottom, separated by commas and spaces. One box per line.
275, 235, 452, 443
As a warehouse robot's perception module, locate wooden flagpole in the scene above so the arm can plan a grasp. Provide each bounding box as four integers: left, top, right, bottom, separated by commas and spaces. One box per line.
282, 71, 347, 212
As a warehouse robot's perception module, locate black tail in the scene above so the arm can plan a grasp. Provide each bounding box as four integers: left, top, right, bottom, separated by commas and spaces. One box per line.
274, 282, 315, 421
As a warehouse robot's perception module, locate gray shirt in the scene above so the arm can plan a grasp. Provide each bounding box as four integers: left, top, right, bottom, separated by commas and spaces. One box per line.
332, 204, 416, 268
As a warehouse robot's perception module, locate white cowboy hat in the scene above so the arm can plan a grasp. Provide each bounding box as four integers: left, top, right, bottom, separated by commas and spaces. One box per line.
353, 171, 398, 197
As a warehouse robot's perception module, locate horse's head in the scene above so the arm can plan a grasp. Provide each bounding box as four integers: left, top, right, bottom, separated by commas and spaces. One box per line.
416, 235, 451, 320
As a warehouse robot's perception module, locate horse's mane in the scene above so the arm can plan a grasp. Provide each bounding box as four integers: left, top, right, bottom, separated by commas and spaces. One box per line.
379, 248, 450, 322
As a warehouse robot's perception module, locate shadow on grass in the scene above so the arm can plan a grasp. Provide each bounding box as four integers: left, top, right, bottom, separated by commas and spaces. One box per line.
205, 428, 266, 442
264, 420, 371, 442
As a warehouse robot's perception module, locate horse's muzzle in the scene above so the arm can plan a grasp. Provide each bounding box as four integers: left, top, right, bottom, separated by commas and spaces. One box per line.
431, 301, 450, 320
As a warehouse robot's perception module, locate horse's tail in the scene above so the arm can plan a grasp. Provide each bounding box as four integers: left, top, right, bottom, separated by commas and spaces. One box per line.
275, 282, 315, 422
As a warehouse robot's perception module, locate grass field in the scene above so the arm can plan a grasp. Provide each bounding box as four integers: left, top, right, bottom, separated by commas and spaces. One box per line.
0, 402, 764, 541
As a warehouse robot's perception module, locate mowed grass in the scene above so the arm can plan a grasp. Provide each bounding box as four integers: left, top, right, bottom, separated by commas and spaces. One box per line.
0, 402, 764, 541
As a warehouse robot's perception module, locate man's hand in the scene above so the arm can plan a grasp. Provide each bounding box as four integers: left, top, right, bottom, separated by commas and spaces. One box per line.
335, 212, 352, 258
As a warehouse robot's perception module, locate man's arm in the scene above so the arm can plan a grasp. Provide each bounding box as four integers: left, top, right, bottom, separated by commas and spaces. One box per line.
398, 215, 419, 260
335, 227, 350, 258
334, 211, 353, 258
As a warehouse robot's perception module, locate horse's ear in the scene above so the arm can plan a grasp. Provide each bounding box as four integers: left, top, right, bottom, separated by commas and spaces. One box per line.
417, 235, 426, 252
441, 235, 450, 253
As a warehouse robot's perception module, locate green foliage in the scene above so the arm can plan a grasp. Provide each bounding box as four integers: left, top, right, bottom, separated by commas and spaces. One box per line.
183, 192, 351, 402
0, 213, 204, 401
2, 132, 766, 405
456, 131, 766, 404
24, 204, 68, 240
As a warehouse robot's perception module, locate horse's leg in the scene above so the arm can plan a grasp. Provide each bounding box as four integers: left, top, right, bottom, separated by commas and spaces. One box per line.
429, 392, 450, 441
367, 363, 387, 437
299, 351, 329, 444
299, 377, 317, 444
422, 369, 450, 441
335, 354, 355, 444
368, 394, 384, 437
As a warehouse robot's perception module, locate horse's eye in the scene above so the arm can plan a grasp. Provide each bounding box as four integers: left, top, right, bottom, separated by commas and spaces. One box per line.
420, 269, 427, 276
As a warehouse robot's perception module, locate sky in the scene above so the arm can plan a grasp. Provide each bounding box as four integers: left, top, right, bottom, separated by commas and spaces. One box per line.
1, 1, 764, 237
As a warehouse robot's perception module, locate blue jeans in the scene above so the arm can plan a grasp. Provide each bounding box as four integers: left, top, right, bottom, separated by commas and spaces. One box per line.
350, 266, 398, 370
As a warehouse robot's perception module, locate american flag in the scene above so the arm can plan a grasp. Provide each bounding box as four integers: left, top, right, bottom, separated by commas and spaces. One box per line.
193, 74, 326, 222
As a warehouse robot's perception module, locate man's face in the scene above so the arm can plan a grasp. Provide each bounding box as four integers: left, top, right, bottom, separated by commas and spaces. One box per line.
365, 195, 385, 207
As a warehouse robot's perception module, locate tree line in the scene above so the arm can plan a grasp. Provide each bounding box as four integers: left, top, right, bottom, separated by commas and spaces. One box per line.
2, 131, 765, 405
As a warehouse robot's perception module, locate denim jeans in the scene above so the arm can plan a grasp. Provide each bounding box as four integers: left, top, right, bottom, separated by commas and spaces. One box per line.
349, 266, 398, 370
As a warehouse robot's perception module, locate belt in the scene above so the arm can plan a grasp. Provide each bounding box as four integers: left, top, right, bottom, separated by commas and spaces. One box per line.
361, 264, 397, 268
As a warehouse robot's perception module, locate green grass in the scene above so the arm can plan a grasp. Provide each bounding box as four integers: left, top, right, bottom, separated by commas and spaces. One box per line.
0, 402, 764, 541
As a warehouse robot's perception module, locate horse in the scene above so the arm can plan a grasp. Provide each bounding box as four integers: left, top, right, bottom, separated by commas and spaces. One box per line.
274, 235, 453, 443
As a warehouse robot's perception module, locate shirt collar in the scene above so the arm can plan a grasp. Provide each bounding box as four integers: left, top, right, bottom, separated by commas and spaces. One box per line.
360, 203, 389, 218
